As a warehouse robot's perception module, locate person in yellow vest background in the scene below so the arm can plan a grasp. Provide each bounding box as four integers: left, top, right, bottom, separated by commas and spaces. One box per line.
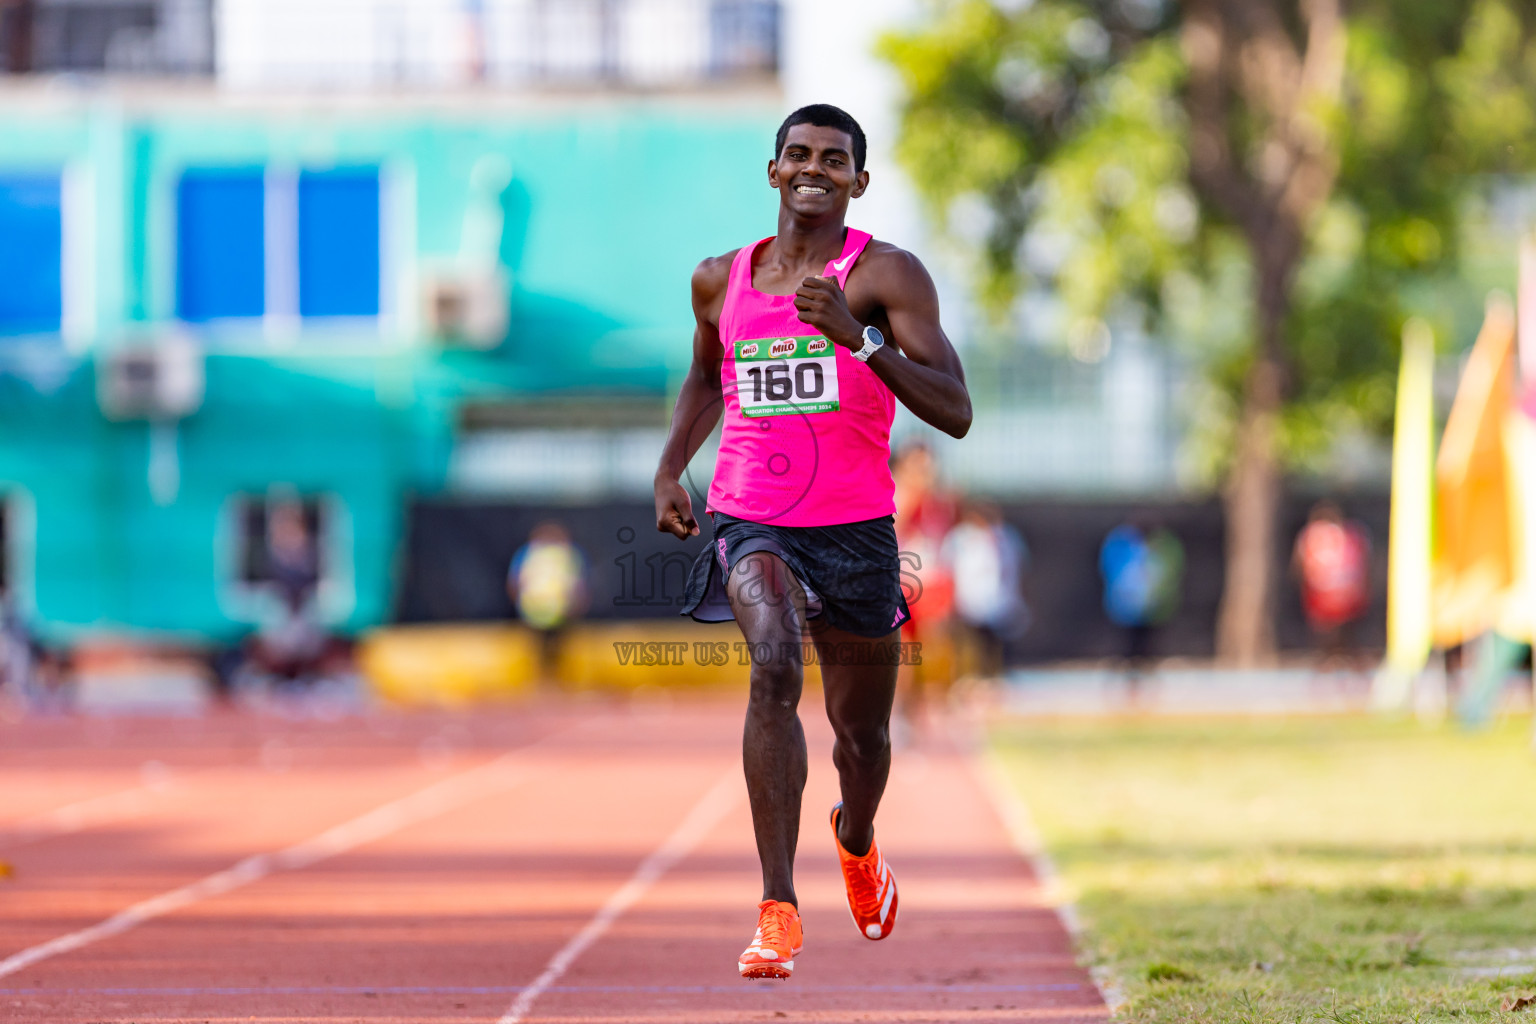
508, 521, 589, 687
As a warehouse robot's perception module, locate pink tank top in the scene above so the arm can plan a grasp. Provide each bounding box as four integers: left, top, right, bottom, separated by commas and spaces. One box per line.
706, 228, 897, 527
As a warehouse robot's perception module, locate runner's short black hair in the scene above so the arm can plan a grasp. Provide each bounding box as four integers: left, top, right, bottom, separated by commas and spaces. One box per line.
775, 104, 867, 173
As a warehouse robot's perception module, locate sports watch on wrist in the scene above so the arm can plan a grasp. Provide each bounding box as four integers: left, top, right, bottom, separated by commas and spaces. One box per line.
852, 325, 885, 363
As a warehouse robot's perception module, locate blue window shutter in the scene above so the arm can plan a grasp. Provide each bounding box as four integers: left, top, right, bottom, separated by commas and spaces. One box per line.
0, 174, 63, 336
297, 169, 380, 318
177, 170, 265, 321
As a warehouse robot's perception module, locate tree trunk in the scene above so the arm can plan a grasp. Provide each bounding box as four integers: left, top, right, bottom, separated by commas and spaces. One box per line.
1215, 247, 1293, 666
2, 1, 35, 74
1179, 0, 1341, 665
1216, 350, 1283, 664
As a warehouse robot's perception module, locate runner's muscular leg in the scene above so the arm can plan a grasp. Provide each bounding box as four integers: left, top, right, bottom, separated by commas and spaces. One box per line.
815, 625, 899, 858
726, 551, 809, 907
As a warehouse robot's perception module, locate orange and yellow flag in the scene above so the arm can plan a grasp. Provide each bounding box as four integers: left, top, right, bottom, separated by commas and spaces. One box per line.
1432, 299, 1517, 648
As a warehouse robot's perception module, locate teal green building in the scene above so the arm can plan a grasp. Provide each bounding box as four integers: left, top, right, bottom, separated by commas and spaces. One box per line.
0, 96, 783, 642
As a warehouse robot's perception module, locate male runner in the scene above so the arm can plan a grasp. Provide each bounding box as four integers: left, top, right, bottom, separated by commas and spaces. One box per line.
653, 104, 971, 980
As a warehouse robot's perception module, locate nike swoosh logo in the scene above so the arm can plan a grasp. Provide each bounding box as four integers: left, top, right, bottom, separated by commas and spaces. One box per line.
831, 251, 856, 273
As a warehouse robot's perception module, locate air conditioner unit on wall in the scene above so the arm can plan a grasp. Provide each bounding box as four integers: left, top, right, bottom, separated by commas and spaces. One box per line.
97, 334, 204, 422
422, 268, 510, 350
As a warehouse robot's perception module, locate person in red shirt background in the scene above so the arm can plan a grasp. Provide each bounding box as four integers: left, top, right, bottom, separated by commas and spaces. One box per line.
1293, 500, 1372, 668
892, 441, 956, 732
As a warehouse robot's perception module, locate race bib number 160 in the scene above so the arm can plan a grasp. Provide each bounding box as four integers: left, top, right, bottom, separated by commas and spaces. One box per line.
734, 336, 840, 418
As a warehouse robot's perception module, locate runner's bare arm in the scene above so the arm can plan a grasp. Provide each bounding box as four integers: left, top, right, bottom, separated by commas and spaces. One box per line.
654, 253, 733, 539
793, 249, 971, 438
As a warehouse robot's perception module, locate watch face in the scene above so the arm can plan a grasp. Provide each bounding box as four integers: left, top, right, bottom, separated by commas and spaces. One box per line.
864, 326, 884, 347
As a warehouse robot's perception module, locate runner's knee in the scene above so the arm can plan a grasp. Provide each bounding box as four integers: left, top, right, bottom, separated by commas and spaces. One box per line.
833, 721, 890, 765
747, 659, 802, 712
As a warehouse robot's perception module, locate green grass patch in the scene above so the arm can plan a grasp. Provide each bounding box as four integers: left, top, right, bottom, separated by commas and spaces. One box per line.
991, 715, 1536, 1023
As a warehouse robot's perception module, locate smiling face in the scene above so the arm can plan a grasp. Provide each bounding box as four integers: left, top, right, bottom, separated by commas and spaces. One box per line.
768, 122, 868, 220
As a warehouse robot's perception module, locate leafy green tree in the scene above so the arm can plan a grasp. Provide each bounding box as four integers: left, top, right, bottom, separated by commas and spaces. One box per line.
881, 0, 1536, 662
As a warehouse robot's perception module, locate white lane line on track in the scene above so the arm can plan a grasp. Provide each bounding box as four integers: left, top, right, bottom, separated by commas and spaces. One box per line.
970, 749, 1122, 1011
0, 764, 182, 852
497, 768, 740, 1024
0, 738, 558, 982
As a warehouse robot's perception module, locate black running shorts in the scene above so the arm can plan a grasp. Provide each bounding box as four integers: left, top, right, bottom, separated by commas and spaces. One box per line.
681, 512, 912, 639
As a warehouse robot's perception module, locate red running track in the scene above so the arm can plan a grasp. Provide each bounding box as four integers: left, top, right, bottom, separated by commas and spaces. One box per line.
0, 699, 1106, 1023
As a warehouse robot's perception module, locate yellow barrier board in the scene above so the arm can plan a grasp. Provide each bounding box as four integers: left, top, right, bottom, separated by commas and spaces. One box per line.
359, 621, 797, 704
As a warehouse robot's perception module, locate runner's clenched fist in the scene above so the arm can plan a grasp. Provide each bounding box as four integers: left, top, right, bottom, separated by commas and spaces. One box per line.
793, 276, 863, 349
655, 476, 699, 539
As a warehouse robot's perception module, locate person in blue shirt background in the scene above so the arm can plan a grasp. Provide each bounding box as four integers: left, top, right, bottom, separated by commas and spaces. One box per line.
1099, 516, 1184, 694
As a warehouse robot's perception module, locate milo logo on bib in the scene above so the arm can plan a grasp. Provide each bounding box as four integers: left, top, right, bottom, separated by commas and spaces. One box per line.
734, 335, 840, 418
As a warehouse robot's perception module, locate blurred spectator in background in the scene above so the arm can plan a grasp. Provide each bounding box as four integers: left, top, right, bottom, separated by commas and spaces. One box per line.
1099, 516, 1184, 691
892, 441, 957, 731
265, 500, 321, 610
206, 500, 352, 702
942, 501, 1029, 682
241, 501, 351, 694
247, 589, 341, 691
1292, 500, 1371, 668
508, 521, 588, 686
0, 592, 29, 705
0, 588, 70, 710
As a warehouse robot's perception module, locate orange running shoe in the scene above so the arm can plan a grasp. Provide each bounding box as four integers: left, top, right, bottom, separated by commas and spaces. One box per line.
738, 899, 803, 979
831, 802, 898, 940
